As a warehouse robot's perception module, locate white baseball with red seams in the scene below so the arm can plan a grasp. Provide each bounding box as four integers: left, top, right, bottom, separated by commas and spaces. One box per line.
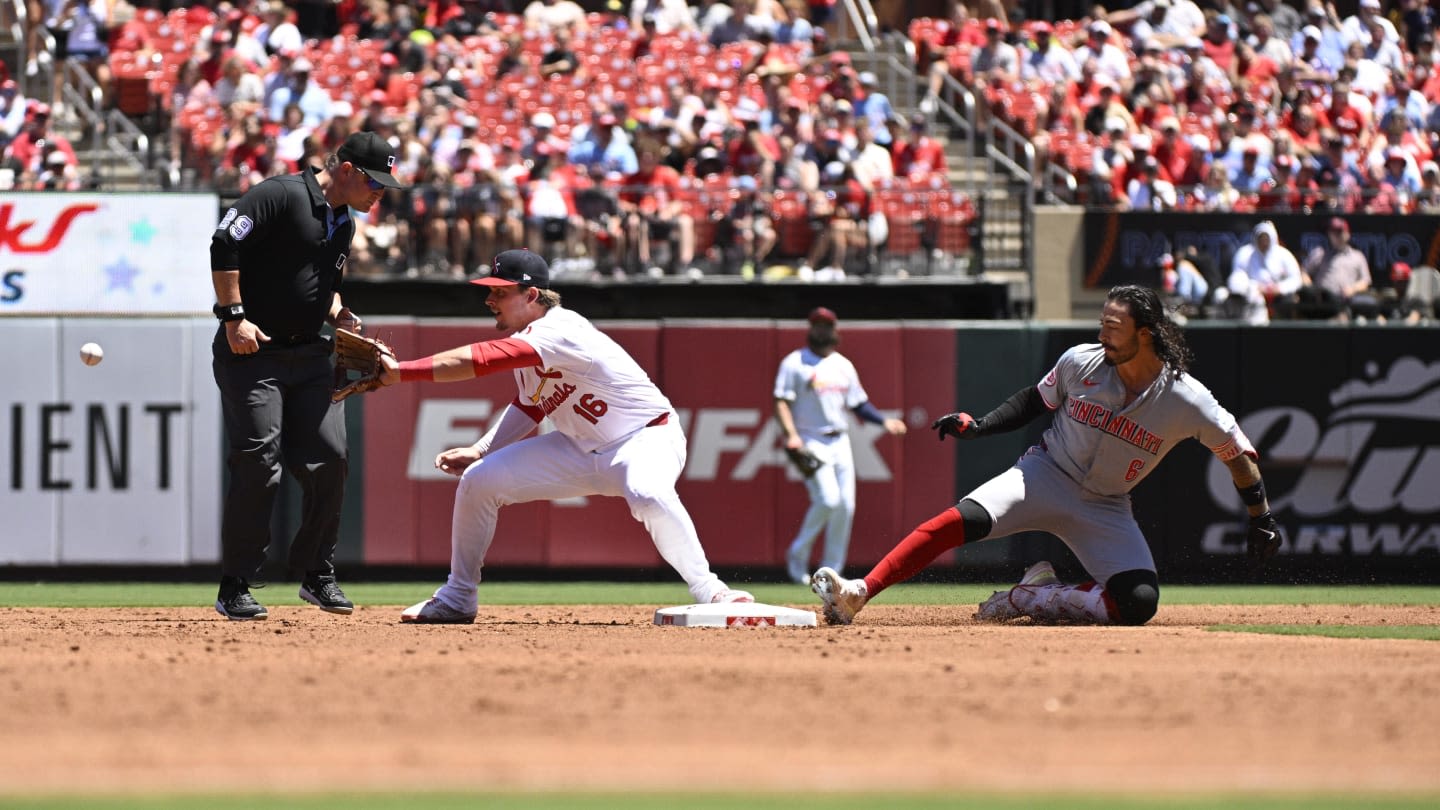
429, 307, 739, 611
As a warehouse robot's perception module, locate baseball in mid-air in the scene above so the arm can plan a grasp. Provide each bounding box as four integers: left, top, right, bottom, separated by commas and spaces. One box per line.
79, 342, 104, 366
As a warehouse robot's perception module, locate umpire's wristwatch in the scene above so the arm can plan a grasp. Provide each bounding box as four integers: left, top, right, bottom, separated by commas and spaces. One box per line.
213, 303, 246, 322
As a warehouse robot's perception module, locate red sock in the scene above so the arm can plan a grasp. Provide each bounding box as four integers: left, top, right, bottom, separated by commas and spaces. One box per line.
863, 507, 967, 597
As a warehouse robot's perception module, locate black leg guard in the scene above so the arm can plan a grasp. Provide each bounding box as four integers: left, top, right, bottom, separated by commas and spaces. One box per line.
1105, 569, 1160, 626
956, 498, 993, 541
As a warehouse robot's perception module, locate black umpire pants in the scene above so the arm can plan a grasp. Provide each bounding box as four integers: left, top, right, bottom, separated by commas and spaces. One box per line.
212, 334, 347, 582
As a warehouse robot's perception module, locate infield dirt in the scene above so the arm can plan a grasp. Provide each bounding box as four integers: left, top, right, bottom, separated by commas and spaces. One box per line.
2, 603, 1438, 795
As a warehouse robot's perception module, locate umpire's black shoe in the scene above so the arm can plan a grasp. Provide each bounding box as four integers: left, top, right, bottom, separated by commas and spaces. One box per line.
215, 576, 268, 621
299, 573, 355, 615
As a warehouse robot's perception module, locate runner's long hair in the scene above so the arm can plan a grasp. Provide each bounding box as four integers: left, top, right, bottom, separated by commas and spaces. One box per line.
1108, 284, 1193, 375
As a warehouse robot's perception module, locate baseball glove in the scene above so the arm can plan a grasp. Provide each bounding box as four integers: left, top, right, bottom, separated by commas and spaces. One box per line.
784, 446, 824, 478
331, 328, 395, 403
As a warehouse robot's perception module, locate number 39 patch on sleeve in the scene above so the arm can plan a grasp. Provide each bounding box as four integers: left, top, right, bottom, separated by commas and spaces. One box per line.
229, 215, 254, 240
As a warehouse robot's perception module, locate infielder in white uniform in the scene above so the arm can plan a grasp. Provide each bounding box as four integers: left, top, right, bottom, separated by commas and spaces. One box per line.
774, 307, 907, 583
376, 250, 753, 624
812, 284, 1283, 626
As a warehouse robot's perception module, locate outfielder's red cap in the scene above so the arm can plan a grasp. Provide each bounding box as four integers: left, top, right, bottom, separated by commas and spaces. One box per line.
473, 249, 551, 289
808, 306, 838, 325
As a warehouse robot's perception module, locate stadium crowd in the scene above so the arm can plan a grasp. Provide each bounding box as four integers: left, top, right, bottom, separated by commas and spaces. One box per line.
0, 0, 1434, 320
1, 0, 970, 282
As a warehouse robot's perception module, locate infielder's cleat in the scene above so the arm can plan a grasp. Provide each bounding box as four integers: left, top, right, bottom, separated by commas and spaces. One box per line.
975, 590, 1022, 623
215, 576, 268, 621
710, 588, 755, 604
810, 567, 867, 625
400, 598, 476, 624
299, 574, 354, 615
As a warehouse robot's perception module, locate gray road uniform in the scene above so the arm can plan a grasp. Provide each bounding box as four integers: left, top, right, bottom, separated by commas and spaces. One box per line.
967, 343, 1255, 584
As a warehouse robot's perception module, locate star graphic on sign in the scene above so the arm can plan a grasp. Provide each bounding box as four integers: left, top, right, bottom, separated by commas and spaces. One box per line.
130, 217, 157, 245
104, 257, 141, 292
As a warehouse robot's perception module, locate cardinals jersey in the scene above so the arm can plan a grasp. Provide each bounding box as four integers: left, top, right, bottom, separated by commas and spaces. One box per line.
510, 307, 673, 452
773, 348, 868, 436
1036, 343, 1254, 496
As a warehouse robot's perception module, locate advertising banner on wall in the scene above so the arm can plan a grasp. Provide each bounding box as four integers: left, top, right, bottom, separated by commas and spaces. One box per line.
1087, 326, 1440, 582
1082, 211, 1440, 290
0, 318, 221, 564
0, 193, 218, 314
358, 319, 958, 570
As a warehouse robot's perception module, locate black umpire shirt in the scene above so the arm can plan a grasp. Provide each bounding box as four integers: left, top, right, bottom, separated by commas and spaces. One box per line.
210, 167, 354, 343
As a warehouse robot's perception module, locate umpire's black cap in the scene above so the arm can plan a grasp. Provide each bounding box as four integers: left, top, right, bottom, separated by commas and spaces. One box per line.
337, 130, 406, 189
472, 249, 550, 289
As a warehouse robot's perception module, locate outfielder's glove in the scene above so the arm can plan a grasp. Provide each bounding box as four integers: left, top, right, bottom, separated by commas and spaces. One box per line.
784, 446, 824, 478
932, 412, 981, 441
331, 328, 396, 403
1246, 511, 1282, 569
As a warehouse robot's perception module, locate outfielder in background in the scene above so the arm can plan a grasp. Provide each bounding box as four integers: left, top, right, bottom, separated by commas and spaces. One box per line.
774, 307, 907, 584
209, 130, 406, 621
812, 284, 1284, 626
378, 250, 755, 624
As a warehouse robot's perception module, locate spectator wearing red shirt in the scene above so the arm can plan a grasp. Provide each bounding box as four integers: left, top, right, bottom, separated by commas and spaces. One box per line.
1282, 103, 1324, 154
1317, 81, 1371, 154
1201, 14, 1237, 73
1154, 116, 1203, 187
727, 102, 781, 188
1256, 154, 1301, 211
798, 160, 873, 279
891, 114, 948, 180
621, 143, 698, 277
217, 116, 272, 194
5, 103, 76, 177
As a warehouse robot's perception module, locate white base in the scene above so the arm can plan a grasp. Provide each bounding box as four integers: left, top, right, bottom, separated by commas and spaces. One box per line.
654, 602, 818, 627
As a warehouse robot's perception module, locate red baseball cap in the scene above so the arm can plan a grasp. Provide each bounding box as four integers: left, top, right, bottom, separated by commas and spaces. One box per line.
808, 306, 838, 325
1392, 262, 1412, 282
1328, 217, 1350, 234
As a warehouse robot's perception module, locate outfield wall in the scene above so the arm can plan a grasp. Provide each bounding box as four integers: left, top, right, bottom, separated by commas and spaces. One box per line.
2, 316, 1436, 581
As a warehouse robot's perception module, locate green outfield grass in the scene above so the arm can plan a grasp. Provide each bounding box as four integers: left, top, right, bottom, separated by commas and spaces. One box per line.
1212, 624, 1440, 641
2, 581, 1439, 609
2, 793, 1438, 810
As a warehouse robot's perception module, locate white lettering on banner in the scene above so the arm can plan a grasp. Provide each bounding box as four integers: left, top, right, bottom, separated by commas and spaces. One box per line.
4, 402, 185, 490
1201, 522, 1440, 556
408, 404, 898, 483
408, 399, 495, 480
1202, 356, 1440, 557
670, 408, 897, 481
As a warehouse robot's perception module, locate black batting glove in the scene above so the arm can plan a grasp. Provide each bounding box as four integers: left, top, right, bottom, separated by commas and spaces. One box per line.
931, 412, 979, 441
1246, 511, 1282, 569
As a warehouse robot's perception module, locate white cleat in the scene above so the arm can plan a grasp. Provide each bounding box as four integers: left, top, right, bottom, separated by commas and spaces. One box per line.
810, 567, 867, 625
1018, 560, 1060, 588
975, 561, 1062, 623
400, 598, 476, 624
710, 588, 755, 603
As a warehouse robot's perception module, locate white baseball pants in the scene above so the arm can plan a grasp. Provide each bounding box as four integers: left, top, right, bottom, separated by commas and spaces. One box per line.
786, 433, 857, 578
432, 418, 728, 610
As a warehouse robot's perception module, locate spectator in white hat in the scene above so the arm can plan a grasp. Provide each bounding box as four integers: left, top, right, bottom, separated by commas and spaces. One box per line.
1341, 0, 1398, 48
1073, 19, 1133, 86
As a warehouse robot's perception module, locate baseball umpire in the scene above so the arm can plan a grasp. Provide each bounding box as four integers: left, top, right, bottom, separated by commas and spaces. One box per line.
373, 250, 754, 624
812, 284, 1284, 625
773, 306, 907, 584
209, 130, 406, 620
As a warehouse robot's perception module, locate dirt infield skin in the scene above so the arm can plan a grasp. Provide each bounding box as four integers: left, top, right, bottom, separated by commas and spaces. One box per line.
2, 603, 1438, 796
